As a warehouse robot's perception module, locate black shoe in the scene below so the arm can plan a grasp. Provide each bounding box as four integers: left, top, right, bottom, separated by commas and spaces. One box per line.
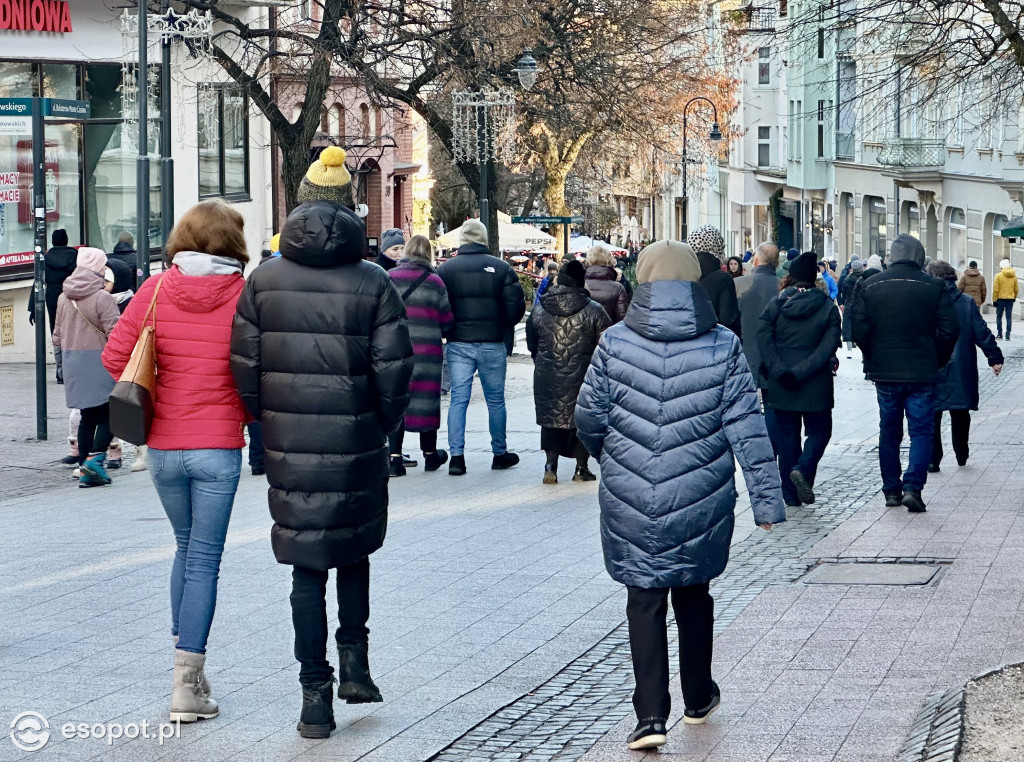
957, 458, 968, 467
927, 464, 940, 473
785, 499, 802, 508
626, 719, 667, 750
251, 466, 266, 476
491, 452, 520, 470
423, 450, 448, 472
60, 454, 78, 466
449, 455, 466, 475
684, 682, 721, 725
106, 459, 122, 470
543, 464, 557, 484
884, 491, 903, 508
789, 469, 815, 505
572, 465, 597, 482
388, 457, 406, 477
997, 334, 1003, 340
297, 680, 336, 738
903, 489, 927, 513
402, 453, 418, 468
336, 643, 383, 704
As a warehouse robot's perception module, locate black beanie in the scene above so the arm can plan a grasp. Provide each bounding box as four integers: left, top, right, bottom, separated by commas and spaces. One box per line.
789, 252, 818, 285
557, 259, 587, 288
52, 229, 68, 247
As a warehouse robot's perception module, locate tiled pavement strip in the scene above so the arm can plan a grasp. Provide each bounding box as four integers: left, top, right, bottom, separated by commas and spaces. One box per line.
1, 317, 1023, 762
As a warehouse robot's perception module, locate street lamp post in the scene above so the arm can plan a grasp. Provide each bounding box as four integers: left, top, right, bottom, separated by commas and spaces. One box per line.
680, 96, 724, 240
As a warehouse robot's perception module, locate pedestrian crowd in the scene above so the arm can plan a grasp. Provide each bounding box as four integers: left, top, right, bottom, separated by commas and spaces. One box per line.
32, 143, 1013, 750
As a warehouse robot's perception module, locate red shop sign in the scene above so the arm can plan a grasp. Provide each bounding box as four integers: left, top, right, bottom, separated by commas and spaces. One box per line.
0, 0, 72, 33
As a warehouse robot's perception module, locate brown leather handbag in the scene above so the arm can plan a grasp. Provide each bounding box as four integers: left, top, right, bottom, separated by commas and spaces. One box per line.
109, 279, 163, 445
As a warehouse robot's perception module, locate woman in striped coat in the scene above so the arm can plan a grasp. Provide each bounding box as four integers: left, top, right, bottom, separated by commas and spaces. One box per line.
387, 235, 454, 475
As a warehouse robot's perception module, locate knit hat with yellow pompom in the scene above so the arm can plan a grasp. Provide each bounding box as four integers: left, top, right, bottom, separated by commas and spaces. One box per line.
297, 146, 355, 208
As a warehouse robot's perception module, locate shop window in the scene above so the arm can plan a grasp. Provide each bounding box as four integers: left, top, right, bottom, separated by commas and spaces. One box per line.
947, 207, 967, 267
198, 84, 250, 200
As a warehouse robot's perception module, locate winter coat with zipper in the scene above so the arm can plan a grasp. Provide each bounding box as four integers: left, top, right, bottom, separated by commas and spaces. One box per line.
840, 269, 864, 342
437, 242, 526, 343
736, 264, 780, 387
957, 267, 986, 307
851, 261, 960, 384
935, 282, 1003, 411
230, 200, 414, 571
103, 257, 247, 451
992, 267, 1019, 302
584, 265, 629, 324
757, 286, 842, 412
526, 285, 611, 430
574, 280, 786, 589
52, 267, 120, 410
388, 257, 453, 432
696, 251, 741, 333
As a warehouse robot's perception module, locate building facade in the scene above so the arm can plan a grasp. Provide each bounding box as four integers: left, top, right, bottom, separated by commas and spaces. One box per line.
0, 0, 273, 362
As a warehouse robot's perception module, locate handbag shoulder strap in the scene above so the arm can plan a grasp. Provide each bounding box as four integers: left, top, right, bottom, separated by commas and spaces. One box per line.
70, 300, 106, 337
141, 276, 163, 330
401, 269, 433, 301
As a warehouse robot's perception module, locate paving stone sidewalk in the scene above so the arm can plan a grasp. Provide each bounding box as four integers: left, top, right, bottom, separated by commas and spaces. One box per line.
2, 321, 1022, 762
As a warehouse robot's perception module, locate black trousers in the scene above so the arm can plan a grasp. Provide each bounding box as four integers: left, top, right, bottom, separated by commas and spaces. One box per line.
388, 424, 438, 456
78, 403, 112, 464
626, 584, 715, 722
932, 409, 971, 467
291, 558, 371, 687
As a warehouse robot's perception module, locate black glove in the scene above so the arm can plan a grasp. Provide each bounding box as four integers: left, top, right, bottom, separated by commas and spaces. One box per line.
28, 312, 34, 326
778, 370, 800, 389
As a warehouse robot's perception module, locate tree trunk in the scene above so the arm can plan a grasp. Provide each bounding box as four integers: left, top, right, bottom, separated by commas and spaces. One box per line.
543, 170, 570, 260
280, 134, 310, 213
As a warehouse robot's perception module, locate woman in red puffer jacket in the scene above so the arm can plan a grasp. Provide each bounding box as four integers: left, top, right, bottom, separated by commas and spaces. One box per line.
102, 199, 249, 725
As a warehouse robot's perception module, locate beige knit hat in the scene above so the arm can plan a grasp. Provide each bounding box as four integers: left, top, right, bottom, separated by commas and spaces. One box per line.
297, 146, 355, 208
635, 240, 702, 284
460, 219, 488, 247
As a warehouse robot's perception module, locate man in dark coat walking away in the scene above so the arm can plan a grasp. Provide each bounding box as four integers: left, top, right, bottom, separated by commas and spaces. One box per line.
852, 235, 960, 513
27, 228, 77, 383
108, 231, 139, 289
576, 240, 785, 752
688, 225, 740, 334
437, 219, 525, 476
925, 261, 1003, 470
757, 253, 842, 507
840, 258, 866, 358
231, 146, 414, 738
735, 242, 780, 388
527, 259, 610, 484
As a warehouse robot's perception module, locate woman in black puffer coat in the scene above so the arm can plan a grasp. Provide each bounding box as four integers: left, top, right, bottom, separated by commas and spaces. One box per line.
527, 260, 611, 484
231, 187, 413, 724
585, 246, 629, 323
756, 252, 842, 508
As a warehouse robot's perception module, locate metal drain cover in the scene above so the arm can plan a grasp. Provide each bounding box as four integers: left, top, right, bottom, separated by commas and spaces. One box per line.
804, 562, 939, 586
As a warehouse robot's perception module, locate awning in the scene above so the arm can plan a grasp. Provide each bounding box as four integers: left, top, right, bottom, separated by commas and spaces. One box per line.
390, 161, 421, 177
437, 218, 556, 251
1000, 216, 1024, 238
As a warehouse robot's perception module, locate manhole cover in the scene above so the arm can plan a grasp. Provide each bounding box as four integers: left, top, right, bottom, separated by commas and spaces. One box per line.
804, 562, 939, 586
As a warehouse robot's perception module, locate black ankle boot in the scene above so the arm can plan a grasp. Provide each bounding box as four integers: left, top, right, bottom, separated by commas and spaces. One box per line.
337, 643, 383, 704
297, 680, 336, 738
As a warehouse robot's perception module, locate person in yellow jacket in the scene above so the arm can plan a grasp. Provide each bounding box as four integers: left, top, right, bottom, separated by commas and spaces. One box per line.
992, 258, 1019, 340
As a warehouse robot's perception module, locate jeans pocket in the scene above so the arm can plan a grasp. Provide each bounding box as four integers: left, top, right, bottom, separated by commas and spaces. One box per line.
189, 449, 242, 482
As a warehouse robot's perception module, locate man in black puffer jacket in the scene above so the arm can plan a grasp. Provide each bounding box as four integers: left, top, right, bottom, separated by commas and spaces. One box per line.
437, 219, 525, 475
231, 146, 413, 738
852, 235, 960, 513
107, 231, 139, 290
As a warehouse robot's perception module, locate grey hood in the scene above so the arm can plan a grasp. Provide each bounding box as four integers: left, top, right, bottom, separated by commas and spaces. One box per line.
173, 251, 244, 276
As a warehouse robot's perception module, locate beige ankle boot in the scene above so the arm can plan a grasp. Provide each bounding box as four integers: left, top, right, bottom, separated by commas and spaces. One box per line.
170, 649, 218, 722
173, 636, 211, 697
131, 445, 148, 472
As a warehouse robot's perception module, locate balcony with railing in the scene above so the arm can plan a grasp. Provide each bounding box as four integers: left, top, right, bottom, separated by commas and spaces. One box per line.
876, 137, 946, 168
722, 6, 777, 33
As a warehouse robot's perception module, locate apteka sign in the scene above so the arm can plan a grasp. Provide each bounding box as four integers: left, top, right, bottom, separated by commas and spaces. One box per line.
0, 0, 73, 33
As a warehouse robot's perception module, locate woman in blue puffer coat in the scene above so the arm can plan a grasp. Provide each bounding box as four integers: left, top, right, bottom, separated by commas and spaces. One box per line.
576, 240, 786, 752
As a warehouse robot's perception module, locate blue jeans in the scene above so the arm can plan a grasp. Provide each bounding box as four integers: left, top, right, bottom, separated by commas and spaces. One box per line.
149, 448, 241, 654
763, 407, 833, 505
446, 342, 508, 456
876, 383, 935, 494
995, 299, 1014, 337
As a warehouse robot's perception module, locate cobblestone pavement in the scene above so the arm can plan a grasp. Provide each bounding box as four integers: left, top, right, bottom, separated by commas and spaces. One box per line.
2, 318, 1024, 762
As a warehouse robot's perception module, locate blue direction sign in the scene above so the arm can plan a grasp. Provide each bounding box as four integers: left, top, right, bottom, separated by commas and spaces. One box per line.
512, 215, 584, 225
0, 98, 32, 116
0, 98, 90, 119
